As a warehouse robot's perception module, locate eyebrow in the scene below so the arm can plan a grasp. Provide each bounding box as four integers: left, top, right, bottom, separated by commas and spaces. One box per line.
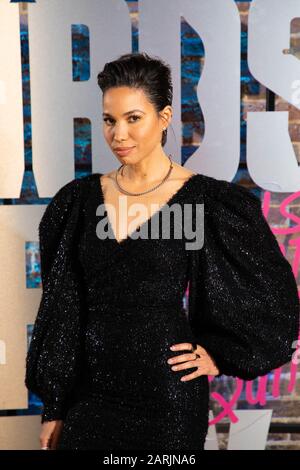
102, 109, 145, 117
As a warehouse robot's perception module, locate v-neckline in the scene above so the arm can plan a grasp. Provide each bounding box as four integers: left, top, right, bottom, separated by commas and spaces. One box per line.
95, 172, 198, 247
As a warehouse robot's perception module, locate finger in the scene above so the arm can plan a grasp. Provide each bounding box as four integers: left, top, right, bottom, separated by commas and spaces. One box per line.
181, 369, 206, 381
40, 437, 51, 450
170, 359, 201, 372
50, 435, 59, 450
167, 352, 198, 365
49, 434, 58, 450
40, 429, 52, 450
51, 426, 64, 450
170, 343, 194, 352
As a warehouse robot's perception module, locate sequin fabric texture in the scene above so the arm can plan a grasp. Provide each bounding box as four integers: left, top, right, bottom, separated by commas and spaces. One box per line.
25, 172, 300, 450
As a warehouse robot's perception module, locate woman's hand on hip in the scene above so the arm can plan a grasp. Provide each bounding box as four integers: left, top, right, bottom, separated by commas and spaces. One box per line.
167, 342, 220, 381
40, 419, 64, 450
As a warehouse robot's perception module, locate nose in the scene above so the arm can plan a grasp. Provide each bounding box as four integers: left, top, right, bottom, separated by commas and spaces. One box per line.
112, 122, 129, 142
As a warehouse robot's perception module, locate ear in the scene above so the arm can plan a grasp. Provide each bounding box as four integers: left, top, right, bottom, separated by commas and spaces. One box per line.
159, 105, 173, 131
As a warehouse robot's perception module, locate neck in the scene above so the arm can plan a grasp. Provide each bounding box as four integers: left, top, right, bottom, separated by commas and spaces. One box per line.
119, 151, 171, 185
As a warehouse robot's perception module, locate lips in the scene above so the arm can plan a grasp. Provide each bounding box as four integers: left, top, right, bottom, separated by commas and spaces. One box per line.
114, 146, 135, 151
114, 146, 135, 156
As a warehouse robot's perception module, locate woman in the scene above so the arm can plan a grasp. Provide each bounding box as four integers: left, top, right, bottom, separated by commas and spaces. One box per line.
25, 52, 299, 450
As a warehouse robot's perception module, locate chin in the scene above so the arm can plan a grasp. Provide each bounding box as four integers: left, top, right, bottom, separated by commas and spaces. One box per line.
119, 154, 138, 162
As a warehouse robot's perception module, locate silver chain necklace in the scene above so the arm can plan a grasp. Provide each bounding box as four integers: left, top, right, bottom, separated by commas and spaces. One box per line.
115, 154, 174, 196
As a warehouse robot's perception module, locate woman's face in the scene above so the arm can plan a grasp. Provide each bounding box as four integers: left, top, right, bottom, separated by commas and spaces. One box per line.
102, 86, 171, 163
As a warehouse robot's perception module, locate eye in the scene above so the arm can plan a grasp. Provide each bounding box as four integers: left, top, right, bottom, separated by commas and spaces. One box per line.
103, 117, 114, 125
128, 115, 141, 122
103, 115, 141, 126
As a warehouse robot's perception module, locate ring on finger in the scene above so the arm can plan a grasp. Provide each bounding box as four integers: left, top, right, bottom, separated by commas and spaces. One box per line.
191, 342, 201, 359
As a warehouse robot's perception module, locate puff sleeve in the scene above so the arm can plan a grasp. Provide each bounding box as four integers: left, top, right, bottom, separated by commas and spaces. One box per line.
193, 178, 300, 381
25, 178, 86, 423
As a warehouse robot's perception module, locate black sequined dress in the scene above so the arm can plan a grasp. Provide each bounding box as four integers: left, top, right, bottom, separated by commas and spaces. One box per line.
24, 172, 299, 451
56, 173, 209, 450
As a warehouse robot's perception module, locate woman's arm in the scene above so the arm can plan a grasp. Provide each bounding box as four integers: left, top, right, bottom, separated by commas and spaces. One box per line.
25, 177, 85, 422
192, 177, 300, 380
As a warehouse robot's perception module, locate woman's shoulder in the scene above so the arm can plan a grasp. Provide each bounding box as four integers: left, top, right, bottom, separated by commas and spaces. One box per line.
191, 172, 261, 208
50, 173, 101, 203
39, 173, 101, 229
61, 172, 100, 191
